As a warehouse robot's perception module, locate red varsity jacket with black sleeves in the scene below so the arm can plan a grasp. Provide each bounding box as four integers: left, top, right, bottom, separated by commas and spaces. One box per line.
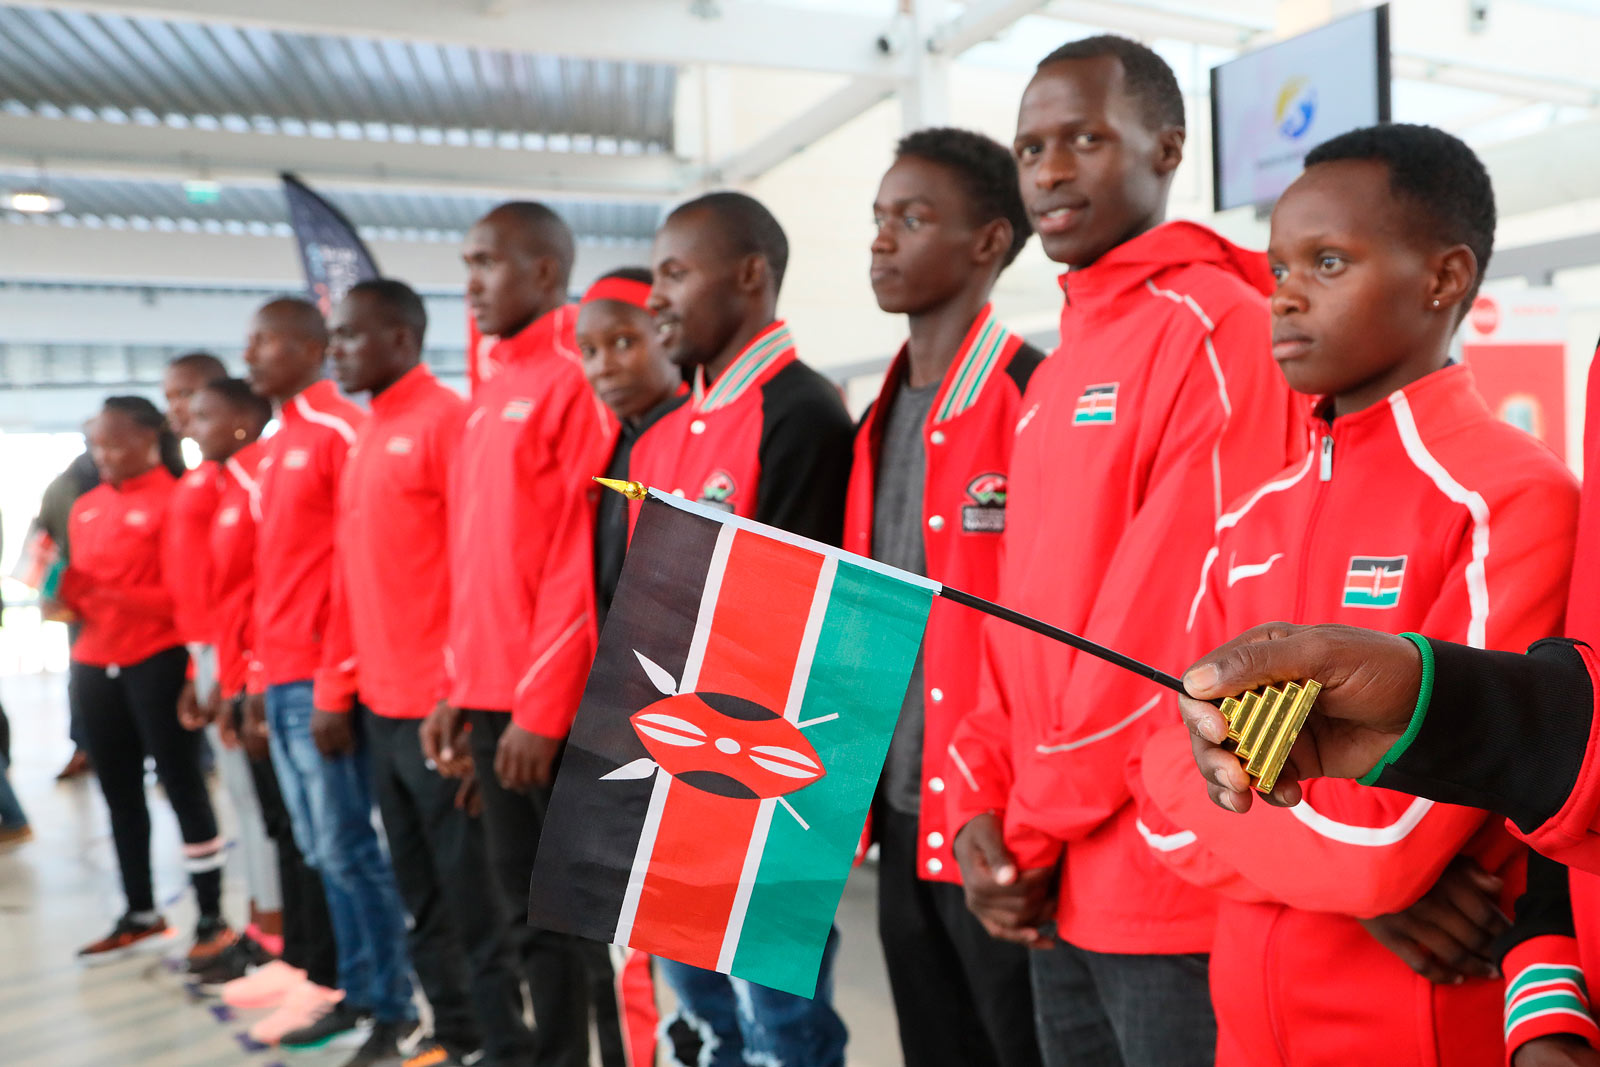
844, 303, 1043, 884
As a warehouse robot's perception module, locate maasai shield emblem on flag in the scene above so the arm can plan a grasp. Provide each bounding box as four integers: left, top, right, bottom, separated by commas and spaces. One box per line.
529, 492, 934, 998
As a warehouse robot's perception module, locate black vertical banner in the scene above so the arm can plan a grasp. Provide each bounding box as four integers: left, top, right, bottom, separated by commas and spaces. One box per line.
280, 172, 380, 318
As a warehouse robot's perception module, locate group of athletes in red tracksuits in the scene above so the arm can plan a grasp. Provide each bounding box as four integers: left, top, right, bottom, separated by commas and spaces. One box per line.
46, 28, 1600, 1067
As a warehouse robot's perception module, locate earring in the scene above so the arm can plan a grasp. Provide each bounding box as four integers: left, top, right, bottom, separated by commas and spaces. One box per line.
1432, 299, 1441, 308
234, 428, 247, 440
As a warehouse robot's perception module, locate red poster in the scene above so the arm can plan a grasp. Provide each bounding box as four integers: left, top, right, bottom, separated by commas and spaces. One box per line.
1460, 291, 1567, 462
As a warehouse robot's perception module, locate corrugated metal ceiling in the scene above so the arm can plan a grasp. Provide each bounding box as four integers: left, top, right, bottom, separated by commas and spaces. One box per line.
0, 171, 663, 244
0, 3, 676, 150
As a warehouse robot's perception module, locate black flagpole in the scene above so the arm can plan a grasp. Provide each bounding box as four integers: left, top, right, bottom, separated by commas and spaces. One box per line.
597, 479, 1189, 698
936, 585, 1187, 695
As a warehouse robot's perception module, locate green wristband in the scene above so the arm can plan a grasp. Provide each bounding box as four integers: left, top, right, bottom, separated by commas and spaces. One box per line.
1356, 632, 1435, 786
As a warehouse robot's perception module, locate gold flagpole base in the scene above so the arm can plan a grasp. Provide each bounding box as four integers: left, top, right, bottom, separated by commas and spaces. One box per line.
1217, 680, 1322, 795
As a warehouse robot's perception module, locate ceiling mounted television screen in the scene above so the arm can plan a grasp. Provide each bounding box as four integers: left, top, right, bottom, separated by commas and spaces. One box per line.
1211, 4, 1391, 212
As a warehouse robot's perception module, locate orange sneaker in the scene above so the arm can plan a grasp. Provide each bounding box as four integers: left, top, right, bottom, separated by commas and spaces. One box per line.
186, 915, 236, 968
76, 914, 173, 965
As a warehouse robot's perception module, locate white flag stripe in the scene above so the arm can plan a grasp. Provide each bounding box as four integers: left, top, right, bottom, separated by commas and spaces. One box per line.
612, 770, 672, 948
718, 797, 776, 973
717, 554, 837, 973
679, 523, 735, 694
615, 523, 736, 947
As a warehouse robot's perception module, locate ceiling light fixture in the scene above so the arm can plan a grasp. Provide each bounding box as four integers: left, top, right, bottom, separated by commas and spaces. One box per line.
9, 189, 64, 214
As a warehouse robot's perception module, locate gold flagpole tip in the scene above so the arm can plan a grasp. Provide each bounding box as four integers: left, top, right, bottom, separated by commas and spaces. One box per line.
593, 477, 648, 501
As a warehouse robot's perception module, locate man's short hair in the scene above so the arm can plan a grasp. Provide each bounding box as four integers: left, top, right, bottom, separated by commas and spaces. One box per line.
257, 296, 329, 344
1305, 123, 1495, 303
349, 278, 428, 347
668, 191, 790, 294
168, 350, 227, 381
483, 201, 576, 287
896, 126, 1032, 268
1037, 35, 1185, 131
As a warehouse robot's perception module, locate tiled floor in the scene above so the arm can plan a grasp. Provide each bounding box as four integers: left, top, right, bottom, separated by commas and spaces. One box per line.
0, 672, 901, 1066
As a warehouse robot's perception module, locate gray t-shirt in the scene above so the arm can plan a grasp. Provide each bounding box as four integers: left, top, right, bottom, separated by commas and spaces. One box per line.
873, 379, 939, 815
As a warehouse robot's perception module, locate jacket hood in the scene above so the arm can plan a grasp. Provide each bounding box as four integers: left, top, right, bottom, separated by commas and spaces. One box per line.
1060, 220, 1274, 304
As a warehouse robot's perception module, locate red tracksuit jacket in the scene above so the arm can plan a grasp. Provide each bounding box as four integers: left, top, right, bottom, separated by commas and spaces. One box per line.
254, 379, 366, 688
943, 221, 1305, 952
1134, 364, 1580, 1066
211, 442, 267, 700
315, 366, 466, 719
59, 466, 182, 667
844, 304, 1044, 883
627, 321, 855, 545
446, 304, 612, 736
163, 463, 222, 645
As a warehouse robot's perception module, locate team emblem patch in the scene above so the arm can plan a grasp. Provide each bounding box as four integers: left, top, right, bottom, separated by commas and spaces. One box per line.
123, 509, 149, 527
283, 448, 310, 470
698, 470, 737, 512
961, 473, 1007, 533
1072, 383, 1118, 425
1344, 556, 1406, 608
502, 398, 533, 421
385, 435, 415, 455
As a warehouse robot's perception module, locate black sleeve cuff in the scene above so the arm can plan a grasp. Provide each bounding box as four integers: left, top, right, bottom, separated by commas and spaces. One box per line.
1375, 638, 1592, 833
1493, 850, 1576, 965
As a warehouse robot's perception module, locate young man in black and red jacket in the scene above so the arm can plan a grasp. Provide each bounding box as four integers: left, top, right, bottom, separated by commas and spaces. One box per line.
631, 191, 855, 1067
848, 127, 1044, 1067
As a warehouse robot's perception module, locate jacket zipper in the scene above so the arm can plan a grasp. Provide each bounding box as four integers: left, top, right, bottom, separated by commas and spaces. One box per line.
1294, 431, 1334, 621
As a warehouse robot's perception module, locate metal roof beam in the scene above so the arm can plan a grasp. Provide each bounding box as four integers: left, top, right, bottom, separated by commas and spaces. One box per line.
698, 76, 897, 187
42, 0, 907, 78
927, 0, 1055, 56
0, 111, 689, 201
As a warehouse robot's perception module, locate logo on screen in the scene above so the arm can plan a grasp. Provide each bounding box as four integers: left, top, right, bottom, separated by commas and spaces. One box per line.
1275, 77, 1317, 140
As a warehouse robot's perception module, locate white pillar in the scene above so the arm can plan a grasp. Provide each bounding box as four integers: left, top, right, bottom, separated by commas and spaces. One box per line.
900, 0, 951, 133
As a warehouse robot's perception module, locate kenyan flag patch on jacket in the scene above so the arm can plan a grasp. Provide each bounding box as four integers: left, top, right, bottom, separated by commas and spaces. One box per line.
1343, 555, 1406, 608
528, 493, 933, 998
1072, 383, 1118, 425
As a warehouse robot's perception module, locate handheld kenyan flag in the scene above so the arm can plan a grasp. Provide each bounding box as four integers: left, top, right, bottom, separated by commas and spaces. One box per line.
528, 490, 934, 998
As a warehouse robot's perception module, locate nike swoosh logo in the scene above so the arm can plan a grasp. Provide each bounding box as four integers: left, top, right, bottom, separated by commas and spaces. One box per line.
1227, 553, 1285, 586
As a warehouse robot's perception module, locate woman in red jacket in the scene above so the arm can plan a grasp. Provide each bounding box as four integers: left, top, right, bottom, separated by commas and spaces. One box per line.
54, 396, 227, 962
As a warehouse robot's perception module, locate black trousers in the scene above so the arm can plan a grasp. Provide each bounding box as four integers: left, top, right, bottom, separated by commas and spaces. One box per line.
72, 647, 222, 918
246, 712, 338, 989
877, 806, 1044, 1067
468, 710, 604, 1067
367, 710, 533, 1065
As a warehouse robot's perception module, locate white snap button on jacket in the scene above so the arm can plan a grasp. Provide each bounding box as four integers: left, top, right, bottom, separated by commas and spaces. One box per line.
930, 687, 944, 702
927, 515, 945, 531
928, 776, 945, 793
925, 858, 943, 875
690, 420, 706, 434
926, 832, 944, 848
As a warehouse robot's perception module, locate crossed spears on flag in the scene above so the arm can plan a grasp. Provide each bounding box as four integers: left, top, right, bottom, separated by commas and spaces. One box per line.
525, 478, 1321, 999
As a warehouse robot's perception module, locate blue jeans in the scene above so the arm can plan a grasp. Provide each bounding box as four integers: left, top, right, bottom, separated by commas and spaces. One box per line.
0, 750, 26, 828
658, 926, 847, 1067
1028, 942, 1215, 1067
266, 681, 413, 1023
